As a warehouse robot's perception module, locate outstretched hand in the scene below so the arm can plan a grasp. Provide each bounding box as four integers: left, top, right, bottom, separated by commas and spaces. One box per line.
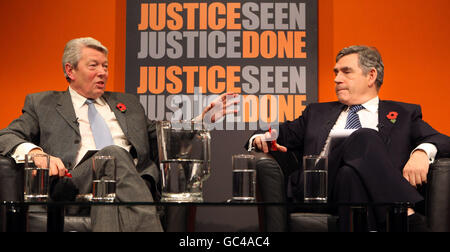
193, 92, 240, 124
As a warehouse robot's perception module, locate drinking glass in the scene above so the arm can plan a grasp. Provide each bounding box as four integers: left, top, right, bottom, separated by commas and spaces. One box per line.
303, 155, 328, 203
92, 155, 116, 203
24, 153, 50, 202
232, 154, 256, 202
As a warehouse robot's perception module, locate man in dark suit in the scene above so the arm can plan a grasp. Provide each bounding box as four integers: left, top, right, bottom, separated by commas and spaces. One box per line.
0, 37, 236, 231
249, 45, 450, 231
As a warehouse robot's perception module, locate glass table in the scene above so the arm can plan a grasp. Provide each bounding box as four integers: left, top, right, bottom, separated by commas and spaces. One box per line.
0, 200, 411, 232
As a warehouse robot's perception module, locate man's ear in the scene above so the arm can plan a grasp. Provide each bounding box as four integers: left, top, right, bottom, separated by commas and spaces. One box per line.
65, 63, 76, 81
367, 68, 378, 88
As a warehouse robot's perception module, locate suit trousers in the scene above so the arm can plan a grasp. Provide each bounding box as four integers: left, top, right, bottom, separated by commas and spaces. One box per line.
327, 129, 423, 231
70, 145, 163, 232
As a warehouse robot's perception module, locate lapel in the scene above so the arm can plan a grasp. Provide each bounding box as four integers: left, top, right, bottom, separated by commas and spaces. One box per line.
315, 102, 346, 154
378, 100, 395, 144
103, 92, 129, 136
55, 90, 80, 136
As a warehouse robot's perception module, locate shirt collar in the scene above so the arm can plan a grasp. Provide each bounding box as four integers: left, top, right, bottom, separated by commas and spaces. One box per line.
361, 96, 379, 113
68, 86, 107, 108
345, 96, 379, 113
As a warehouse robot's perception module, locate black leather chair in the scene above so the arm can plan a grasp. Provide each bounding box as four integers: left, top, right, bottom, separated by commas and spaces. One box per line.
253, 150, 450, 232
0, 155, 192, 232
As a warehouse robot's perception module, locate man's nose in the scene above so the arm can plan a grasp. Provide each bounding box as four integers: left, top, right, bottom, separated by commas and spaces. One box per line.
334, 72, 343, 84
97, 66, 107, 76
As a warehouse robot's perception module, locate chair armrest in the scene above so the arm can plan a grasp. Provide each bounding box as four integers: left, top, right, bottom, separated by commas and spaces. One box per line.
427, 158, 450, 232
251, 151, 288, 231
0, 155, 23, 202
251, 151, 286, 203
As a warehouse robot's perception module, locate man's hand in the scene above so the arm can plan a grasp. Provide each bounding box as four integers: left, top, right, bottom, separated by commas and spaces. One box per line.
252, 129, 288, 153
28, 149, 67, 177
194, 92, 240, 123
403, 150, 430, 187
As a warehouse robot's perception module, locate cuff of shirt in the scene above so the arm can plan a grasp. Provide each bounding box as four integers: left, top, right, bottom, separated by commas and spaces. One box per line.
12, 143, 42, 163
411, 143, 438, 164
247, 134, 265, 152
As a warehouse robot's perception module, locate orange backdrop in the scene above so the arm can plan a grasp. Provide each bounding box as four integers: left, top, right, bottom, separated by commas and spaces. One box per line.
1, 0, 449, 135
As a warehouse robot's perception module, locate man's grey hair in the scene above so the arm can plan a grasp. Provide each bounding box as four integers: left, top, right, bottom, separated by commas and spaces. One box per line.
336, 45, 384, 89
62, 37, 108, 82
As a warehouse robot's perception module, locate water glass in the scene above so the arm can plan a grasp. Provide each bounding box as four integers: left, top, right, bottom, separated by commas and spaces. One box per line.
24, 153, 50, 202
232, 154, 256, 202
92, 155, 116, 202
303, 155, 328, 203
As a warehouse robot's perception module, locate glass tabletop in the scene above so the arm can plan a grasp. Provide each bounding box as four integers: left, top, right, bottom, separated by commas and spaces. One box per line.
0, 199, 412, 233
0, 199, 411, 208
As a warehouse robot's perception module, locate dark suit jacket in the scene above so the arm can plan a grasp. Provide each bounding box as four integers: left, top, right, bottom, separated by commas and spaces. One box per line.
275, 100, 450, 172
0, 90, 159, 182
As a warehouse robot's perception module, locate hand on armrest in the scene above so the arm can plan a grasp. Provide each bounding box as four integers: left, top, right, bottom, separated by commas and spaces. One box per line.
249, 129, 288, 153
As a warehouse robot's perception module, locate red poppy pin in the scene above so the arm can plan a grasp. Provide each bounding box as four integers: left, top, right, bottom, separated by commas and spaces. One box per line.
116, 103, 127, 113
386, 111, 398, 124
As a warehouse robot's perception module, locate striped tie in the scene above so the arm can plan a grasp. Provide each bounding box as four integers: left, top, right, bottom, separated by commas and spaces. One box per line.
345, 105, 364, 129
86, 99, 114, 149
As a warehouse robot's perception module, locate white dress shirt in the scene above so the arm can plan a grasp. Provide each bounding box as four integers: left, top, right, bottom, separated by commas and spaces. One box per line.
68, 87, 132, 166
248, 96, 437, 163
13, 87, 132, 167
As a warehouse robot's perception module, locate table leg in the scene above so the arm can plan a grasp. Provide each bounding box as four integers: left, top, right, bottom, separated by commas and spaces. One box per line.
47, 204, 65, 232
386, 204, 408, 232
350, 206, 369, 232
4, 204, 27, 232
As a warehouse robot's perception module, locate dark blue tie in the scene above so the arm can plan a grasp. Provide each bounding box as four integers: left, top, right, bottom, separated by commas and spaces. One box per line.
86, 99, 114, 149
345, 105, 364, 129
